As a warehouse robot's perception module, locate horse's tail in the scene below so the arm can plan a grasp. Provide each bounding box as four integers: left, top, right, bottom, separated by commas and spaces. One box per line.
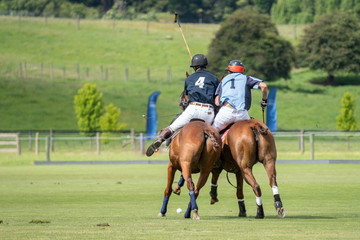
250, 121, 276, 163
250, 122, 269, 142
204, 129, 221, 152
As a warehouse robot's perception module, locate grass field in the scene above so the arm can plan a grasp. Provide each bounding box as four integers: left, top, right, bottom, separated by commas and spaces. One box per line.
0, 164, 359, 239
1, 15, 359, 240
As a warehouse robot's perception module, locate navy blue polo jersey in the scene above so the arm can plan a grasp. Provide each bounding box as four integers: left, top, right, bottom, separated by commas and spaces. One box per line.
184, 70, 219, 106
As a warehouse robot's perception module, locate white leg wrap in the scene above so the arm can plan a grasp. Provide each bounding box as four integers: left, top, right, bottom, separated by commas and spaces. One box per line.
211, 183, 218, 187
256, 196, 262, 206
238, 199, 244, 202
272, 186, 279, 195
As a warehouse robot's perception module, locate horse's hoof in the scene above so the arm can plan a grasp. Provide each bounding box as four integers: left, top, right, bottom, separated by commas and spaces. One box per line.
276, 207, 286, 218
274, 201, 285, 218
157, 213, 166, 217
172, 186, 181, 195
192, 210, 200, 220
255, 204, 264, 219
238, 201, 246, 217
210, 197, 219, 205
238, 212, 247, 217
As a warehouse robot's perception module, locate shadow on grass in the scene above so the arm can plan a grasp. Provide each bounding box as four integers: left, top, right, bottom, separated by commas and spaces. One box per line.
268, 83, 325, 94
311, 75, 360, 86
269, 73, 359, 94
205, 215, 335, 220
291, 87, 325, 94
277, 215, 335, 219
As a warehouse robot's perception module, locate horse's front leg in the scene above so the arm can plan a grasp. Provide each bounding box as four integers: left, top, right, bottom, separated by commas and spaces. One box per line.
264, 161, 286, 218
158, 163, 176, 217
242, 167, 264, 219
235, 171, 246, 217
210, 167, 222, 204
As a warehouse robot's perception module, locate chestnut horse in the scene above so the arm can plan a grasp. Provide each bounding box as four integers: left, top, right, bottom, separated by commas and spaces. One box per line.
158, 120, 221, 219
209, 119, 285, 218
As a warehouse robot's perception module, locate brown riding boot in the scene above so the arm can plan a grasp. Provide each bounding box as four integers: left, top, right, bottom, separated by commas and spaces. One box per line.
146, 127, 173, 157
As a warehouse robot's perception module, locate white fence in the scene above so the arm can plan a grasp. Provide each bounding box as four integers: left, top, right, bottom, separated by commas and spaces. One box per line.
273, 130, 360, 160
0, 61, 175, 83
1, 130, 359, 162
0, 133, 21, 154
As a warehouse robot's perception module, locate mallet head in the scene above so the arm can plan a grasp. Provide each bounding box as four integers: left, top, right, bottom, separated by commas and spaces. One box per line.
174, 11, 178, 23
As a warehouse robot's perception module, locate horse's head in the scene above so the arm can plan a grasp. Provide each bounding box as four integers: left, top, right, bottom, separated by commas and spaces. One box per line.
179, 90, 188, 111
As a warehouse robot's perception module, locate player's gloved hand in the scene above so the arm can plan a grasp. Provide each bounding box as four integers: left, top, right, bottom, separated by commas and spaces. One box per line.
260, 99, 267, 110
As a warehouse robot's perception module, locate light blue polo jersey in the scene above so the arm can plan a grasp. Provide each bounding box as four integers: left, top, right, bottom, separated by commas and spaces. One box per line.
216, 73, 262, 110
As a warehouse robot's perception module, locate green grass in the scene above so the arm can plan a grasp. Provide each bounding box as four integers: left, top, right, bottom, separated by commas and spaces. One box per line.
0, 16, 217, 74
0, 164, 359, 239
1, 67, 359, 132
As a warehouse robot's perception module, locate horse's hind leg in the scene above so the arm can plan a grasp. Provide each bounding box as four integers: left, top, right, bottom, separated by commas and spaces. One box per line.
158, 163, 176, 217
242, 167, 264, 219
173, 174, 184, 195
235, 171, 246, 217
209, 168, 222, 204
264, 161, 286, 218
192, 168, 213, 220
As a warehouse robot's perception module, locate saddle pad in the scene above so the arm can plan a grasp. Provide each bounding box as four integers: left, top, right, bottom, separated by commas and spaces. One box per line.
165, 129, 181, 147
221, 129, 230, 142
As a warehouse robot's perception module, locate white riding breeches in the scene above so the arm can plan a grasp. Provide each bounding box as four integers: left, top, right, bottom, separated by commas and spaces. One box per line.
212, 105, 250, 132
169, 103, 214, 132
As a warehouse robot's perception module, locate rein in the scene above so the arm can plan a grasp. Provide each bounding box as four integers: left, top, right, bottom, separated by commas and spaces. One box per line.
226, 171, 241, 189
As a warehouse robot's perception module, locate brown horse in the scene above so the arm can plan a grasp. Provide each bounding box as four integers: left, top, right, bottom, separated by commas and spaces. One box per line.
158, 120, 221, 219
209, 119, 285, 218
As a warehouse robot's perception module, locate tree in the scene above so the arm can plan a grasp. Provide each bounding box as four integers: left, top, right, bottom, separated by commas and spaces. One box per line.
336, 92, 358, 131
168, 0, 203, 23
74, 83, 104, 136
167, 0, 257, 23
297, 11, 360, 84
100, 103, 126, 143
207, 10, 295, 81
254, 0, 275, 15
101, 0, 114, 13
271, 0, 360, 24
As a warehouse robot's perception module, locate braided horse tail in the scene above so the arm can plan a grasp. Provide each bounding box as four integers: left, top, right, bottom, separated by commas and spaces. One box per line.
204, 129, 221, 151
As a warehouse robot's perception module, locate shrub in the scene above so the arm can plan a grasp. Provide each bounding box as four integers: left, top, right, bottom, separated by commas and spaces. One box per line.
336, 92, 358, 131
74, 83, 104, 136
100, 104, 126, 143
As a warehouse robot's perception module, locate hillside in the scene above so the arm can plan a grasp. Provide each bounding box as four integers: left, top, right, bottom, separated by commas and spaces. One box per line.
0, 16, 359, 131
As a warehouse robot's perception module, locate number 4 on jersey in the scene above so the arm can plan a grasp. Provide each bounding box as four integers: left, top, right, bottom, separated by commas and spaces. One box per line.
195, 77, 205, 88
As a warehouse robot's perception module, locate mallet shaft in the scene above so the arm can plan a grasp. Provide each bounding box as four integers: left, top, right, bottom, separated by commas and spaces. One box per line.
179, 27, 192, 60
174, 12, 192, 60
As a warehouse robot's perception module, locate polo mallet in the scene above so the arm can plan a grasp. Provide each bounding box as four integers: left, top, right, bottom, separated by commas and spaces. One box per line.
261, 99, 266, 123
174, 12, 192, 60
262, 108, 265, 123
